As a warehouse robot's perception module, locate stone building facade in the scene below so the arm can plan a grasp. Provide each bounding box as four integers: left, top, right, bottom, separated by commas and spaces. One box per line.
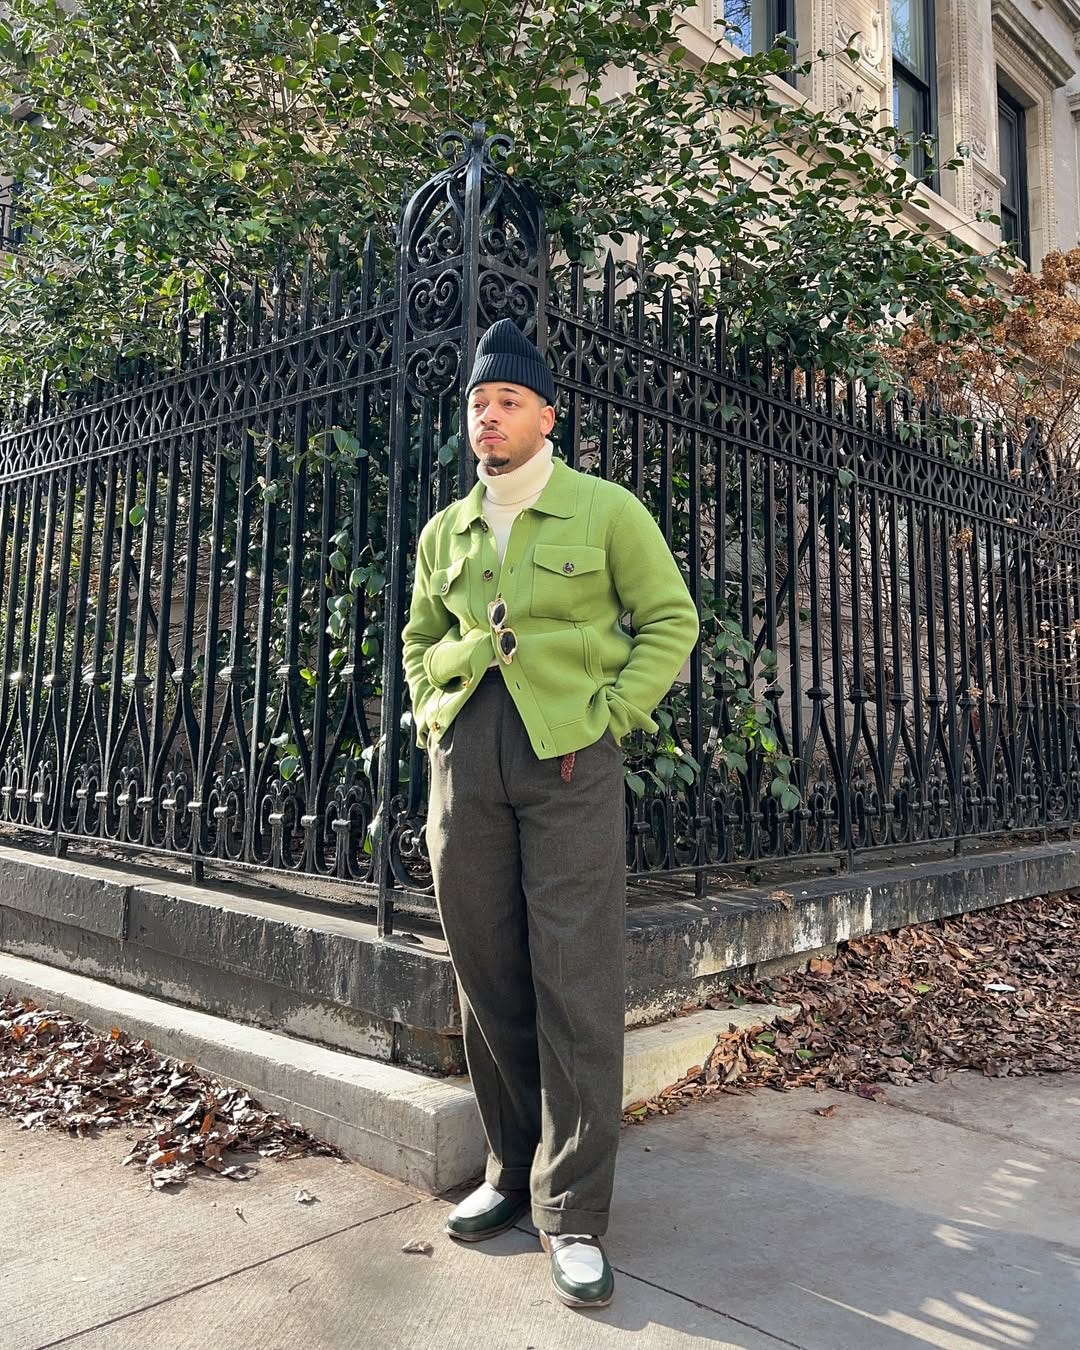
680, 0, 1080, 273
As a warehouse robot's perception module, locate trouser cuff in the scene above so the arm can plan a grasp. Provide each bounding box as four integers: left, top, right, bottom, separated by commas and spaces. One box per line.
532, 1204, 610, 1237
485, 1160, 532, 1191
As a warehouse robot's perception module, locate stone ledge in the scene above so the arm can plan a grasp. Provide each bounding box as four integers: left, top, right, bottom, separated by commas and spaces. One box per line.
623, 839, 1080, 1022
0, 949, 799, 1190
621, 1004, 798, 1108
0, 845, 462, 1073
0, 951, 483, 1194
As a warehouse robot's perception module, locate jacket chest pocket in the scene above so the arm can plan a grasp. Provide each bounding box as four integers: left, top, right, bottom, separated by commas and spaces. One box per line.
430, 555, 474, 625
530, 544, 609, 621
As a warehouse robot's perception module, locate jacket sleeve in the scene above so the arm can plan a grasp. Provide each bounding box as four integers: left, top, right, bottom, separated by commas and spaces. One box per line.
604, 493, 701, 743
401, 520, 454, 746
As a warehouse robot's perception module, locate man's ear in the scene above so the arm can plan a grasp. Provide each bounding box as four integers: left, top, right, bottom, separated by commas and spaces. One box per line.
540, 400, 556, 435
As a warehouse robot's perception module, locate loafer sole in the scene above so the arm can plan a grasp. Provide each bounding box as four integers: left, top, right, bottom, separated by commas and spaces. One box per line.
539, 1231, 615, 1308
444, 1201, 529, 1243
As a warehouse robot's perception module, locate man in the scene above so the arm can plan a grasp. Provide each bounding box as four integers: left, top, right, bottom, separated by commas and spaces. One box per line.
402, 319, 699, 1310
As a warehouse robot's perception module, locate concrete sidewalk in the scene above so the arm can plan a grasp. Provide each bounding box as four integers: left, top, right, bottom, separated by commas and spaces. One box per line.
2, 1072, 1077, 1350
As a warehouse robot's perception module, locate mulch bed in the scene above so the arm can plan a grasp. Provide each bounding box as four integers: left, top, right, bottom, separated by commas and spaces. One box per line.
622, 892, 1080, 1124
0, 1002, 344, 1189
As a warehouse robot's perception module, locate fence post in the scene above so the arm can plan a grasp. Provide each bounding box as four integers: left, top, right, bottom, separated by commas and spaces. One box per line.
374, 122, 548, 936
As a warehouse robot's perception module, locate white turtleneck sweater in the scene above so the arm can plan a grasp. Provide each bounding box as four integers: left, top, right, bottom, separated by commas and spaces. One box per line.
477, 437, 555, 564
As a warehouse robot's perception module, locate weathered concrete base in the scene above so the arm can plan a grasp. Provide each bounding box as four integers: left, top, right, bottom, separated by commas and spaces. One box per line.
623, 839, 1080, 1024
0, 845, 463, 1073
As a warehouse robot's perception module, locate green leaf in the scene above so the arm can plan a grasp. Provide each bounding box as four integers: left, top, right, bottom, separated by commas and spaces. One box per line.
384, 51, 404, 78
128, 504, 146, 527
329, 549, 347, 571
624, 771, 646, 797
279, 755, 298, 780
332, 427, 360, 455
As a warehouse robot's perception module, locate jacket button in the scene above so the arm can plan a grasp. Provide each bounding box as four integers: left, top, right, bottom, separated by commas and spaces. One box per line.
483, 569, 493, 581
563, 561, 575, 574
480, 520, 489, 532
440, 582, 450, 593
433, 721, 441, 730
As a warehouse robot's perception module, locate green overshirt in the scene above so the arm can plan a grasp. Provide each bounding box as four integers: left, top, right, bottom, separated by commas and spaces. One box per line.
402, 457, 700, 759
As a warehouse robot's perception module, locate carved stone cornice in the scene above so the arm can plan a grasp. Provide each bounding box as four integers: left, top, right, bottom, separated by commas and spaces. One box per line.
990, 0, 1077, 87
1041, 0, 1080, 41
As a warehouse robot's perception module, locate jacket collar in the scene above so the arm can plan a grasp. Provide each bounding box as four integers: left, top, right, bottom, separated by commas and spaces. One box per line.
450, 456, 578, 533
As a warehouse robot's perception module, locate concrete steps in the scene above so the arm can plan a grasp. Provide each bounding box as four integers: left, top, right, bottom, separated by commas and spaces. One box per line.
0, 950, 794, 1192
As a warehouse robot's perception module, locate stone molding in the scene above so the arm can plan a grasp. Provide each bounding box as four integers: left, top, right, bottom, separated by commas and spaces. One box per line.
991, 0, 1078, 86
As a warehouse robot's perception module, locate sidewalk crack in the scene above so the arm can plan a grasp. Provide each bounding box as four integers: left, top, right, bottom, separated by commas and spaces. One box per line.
37, 1197, 425, 1349
883, 1094, 1080, 1164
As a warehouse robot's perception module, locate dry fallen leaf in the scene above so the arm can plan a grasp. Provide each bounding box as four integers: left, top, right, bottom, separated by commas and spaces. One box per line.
815, 1104, 839, 1118
295, 1189, 318, 1204
401, 1240, 434, 1256
0, 994, 345, 1192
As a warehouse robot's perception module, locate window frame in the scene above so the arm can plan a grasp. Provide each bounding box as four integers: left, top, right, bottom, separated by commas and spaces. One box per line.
891, 0, 939, 189
996, 85, 1031, 266
723, 0, 797, 83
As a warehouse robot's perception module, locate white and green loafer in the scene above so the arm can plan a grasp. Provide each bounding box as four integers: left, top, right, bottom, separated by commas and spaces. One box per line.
539, 1231, 615, 1308
444, 1182, 530, 1242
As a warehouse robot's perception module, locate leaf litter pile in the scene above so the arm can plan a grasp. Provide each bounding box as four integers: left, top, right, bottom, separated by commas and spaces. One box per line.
0, 997, 344, 1189
623, 893, 1080, 1124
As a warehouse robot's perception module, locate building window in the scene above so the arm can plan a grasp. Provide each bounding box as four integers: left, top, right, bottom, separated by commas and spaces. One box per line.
891, 0, 937, 183
723, 0, 795, 61
997, 87, 1030, 264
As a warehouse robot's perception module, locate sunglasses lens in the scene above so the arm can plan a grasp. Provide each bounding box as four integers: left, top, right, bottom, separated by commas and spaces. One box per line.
499, 630, 516, 658
490, 601, 507, 628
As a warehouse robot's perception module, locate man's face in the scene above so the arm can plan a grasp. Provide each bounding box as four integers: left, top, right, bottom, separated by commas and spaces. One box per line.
467, 382, 556, 477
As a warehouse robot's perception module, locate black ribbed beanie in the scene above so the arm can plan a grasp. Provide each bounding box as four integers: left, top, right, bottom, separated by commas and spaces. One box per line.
466, 319, 555, 405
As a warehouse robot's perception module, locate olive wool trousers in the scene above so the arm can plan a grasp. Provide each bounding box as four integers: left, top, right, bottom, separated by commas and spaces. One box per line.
426, 668, 627, 1236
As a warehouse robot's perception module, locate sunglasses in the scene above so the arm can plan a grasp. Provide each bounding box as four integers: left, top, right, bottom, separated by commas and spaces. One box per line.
487, 595, 518, 664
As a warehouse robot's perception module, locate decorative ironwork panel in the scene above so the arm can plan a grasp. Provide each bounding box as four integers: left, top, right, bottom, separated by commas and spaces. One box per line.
542, 255, 1077, 878
0, 122, 1076, 939
0, 241, 397, 901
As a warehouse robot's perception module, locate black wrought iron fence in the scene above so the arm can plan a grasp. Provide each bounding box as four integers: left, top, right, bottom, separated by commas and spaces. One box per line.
0, 124, 1075, 937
